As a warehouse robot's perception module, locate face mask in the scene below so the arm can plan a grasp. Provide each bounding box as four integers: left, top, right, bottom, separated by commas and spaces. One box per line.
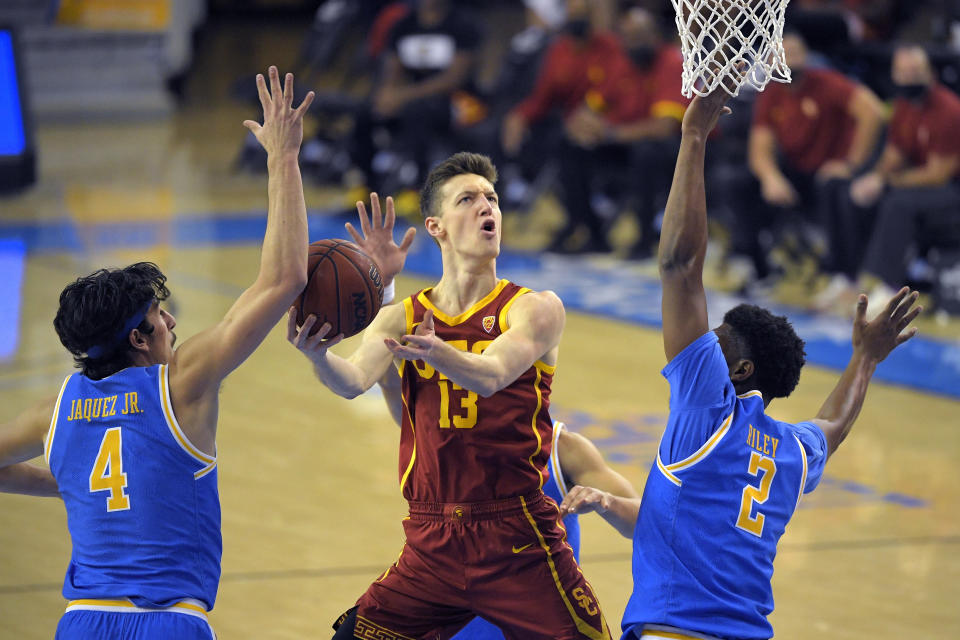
628, 45, 656, 69
895, 83, 929, 101
565, 18, 590, 39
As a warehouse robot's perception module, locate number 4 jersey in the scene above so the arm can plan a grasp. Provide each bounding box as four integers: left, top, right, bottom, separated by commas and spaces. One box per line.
623, 331, 828, 640
399, 279, 555, 503
45, 364, 221, 610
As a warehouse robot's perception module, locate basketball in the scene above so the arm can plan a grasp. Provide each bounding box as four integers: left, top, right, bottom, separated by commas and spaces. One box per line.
294, 239, 384, 338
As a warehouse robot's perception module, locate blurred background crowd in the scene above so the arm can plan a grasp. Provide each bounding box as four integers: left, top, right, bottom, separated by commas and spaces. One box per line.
3, 0, 960, 318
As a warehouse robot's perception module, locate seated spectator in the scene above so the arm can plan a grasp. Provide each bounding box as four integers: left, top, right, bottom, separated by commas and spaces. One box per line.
502, 2, 686, 256
350, 0, 481, 193
822, 44, 960, 312
739, 30, 884, 283
455, 0, 566, 211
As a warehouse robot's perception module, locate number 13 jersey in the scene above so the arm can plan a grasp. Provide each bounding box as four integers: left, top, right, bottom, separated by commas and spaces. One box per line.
398, 279, 555, 503
45, 364, 221, 610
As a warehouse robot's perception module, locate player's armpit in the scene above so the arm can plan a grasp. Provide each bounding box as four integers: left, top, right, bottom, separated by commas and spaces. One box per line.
0, 397, 57, 468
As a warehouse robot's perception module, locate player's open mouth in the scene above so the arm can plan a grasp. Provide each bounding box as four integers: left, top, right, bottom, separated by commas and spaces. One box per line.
481, 221, 496, 236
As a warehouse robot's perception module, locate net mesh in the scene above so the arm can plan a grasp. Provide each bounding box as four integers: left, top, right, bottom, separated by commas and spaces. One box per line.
673, 0, 792, 97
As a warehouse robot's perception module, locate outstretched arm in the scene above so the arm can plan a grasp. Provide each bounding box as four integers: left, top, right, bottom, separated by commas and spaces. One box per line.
288, 302, 405, 399
171, 68, 314, 405
0, 464, 59, 497
288, 193, 415, 399
0, 398, 59, 497
658, 89, 732, 362
812, 288, 921, 457
385, 291, 564, 398
556, 430, 641, 538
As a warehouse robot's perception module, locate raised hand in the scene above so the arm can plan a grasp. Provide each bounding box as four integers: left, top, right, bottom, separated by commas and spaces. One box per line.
345, 193, 417, 284
559, 485, 612, 517
384, 309, 439, 362
853, 287, 921, 363
243, 66, 315, 157
286, 308, 344, 365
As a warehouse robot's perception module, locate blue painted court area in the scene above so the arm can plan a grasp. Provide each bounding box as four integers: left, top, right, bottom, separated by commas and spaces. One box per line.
1, 209, 958, 398
0, 238, 26, 360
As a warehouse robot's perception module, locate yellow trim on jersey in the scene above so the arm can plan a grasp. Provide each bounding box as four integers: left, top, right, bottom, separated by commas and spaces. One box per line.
44, 375, 72, 464
398, 391, 417, 492
650, 100, 687, 122
355, 614, 418, 640
402, 296, 415, 335
159, 364, 215, 467
520, 496, 611, 640
737, 390, 763, 400
415, 279, 509, 326
497, 286, 532, 332
65, 598, 208, 620
656, 455, 681, 486
550, 422, 568, 496
793, 434, 808, 513
662, 409, 734, 477
194, 460, 217, 480
533, 359, 557, 375
527, 367, 546, 490
640, 625, 724, 640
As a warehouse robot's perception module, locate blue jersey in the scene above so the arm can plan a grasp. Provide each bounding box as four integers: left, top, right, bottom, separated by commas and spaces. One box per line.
45, 364, 222, 610
453, 421, 580, 640
622, 332, 827, 640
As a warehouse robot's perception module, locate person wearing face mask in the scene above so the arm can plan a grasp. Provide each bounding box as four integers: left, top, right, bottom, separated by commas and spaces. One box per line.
501, 0, 629, 254
819, 44, 960, 315
743, 30, 884, 292
559, 7, 688, 260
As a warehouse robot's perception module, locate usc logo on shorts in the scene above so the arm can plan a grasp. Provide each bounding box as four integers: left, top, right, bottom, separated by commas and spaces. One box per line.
572, 587, 598, 616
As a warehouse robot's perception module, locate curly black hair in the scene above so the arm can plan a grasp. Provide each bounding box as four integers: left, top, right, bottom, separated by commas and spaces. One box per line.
53, 262, 170, 380
723, 304, 806, 400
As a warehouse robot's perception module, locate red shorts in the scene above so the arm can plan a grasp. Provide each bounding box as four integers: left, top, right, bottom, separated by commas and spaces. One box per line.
347, 491, 611, 640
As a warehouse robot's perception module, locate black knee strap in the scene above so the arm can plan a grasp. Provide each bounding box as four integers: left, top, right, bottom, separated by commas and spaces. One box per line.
331, 606, 358, 639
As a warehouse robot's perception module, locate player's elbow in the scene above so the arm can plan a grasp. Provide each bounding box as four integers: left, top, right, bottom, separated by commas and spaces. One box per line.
658, 251, 698, 275
475, 379, 500, 398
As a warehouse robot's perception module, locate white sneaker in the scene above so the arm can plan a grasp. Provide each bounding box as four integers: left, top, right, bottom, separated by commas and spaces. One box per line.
865, 282, 898, 321
812, 274, 853, 312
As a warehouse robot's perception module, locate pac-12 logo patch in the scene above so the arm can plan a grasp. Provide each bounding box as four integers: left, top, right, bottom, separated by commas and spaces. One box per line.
482, 315, 495, 333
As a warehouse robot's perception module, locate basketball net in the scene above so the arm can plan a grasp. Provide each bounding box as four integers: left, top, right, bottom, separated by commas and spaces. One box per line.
673, 0, 792, 97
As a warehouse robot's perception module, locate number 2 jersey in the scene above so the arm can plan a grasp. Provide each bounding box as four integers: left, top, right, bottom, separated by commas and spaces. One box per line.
622, 331, 828, 640
45, 364, 221, 610
398, 279, 555, 503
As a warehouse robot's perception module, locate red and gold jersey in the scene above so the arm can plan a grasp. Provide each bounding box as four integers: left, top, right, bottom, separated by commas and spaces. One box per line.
397, 279, 555, 503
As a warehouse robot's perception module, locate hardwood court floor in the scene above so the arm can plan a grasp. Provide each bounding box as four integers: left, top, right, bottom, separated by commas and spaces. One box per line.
0, 249, 958, 639
1, 75, 959, 638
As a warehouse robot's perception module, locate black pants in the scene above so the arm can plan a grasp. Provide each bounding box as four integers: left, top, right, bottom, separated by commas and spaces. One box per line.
715, 165, 845, 280
556, 137, 679, 247
351, 95, 452, 192
859, 184, 960, 287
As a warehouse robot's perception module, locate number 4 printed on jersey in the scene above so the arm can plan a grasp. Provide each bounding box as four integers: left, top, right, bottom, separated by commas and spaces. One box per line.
89, 427, 131, 511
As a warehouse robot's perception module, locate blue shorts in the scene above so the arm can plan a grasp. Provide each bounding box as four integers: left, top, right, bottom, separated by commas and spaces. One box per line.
55, 600, 215, 640
453, 616, 505, 639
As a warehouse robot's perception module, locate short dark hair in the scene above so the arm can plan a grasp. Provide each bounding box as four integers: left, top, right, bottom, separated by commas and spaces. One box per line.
54, 262, 170, 380
723, 304, 806, 400
419, 152, 498, 219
